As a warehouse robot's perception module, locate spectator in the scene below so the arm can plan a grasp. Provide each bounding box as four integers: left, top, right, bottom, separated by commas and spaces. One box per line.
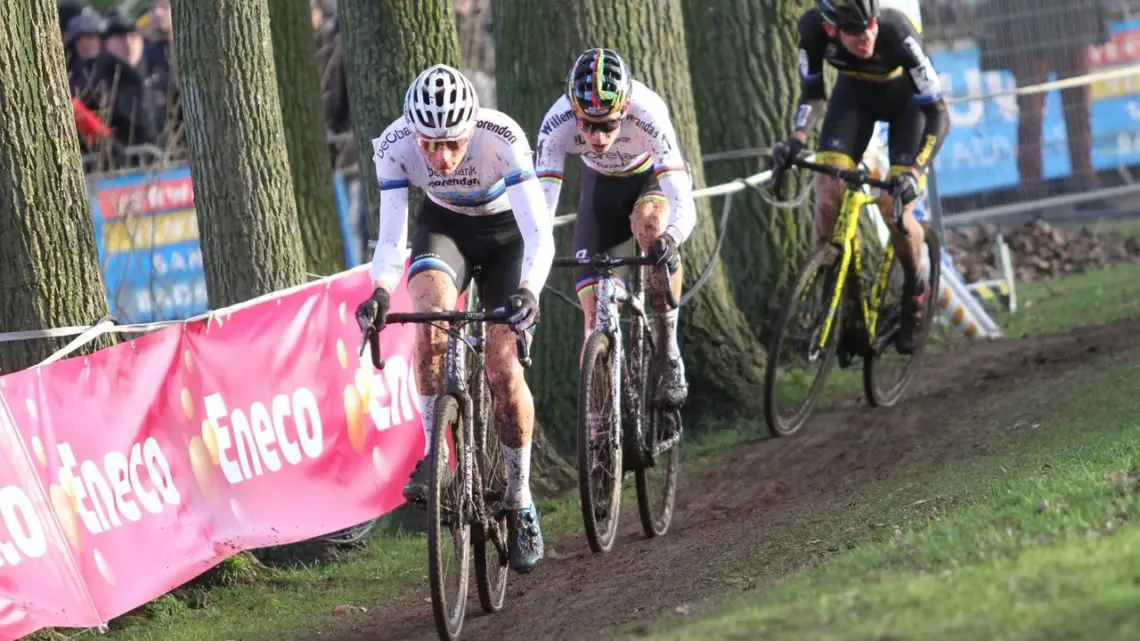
312, 0, 352, 165
91, 10, 159, 152
65, 7, 106, 101
140, 0, 182, 148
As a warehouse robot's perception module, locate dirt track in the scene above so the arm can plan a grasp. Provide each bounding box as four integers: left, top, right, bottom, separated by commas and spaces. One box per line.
323, 316, 1140, 641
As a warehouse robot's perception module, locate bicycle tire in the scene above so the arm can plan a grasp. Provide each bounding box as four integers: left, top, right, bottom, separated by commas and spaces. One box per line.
635, 406, 680, 538
863, 223, 943, 407
427, 394, 470, 641
471, 366, 508, 613
577, 331, 623, 554
763, 244, 844, 437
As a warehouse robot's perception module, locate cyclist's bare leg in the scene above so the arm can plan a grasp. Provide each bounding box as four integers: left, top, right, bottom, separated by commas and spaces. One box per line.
408, 270, 458, 457
486, 324, 535, 509
399, 270, 458, 502
813, 173, 846, 245
878, 168, 929, 353
631, 194, 687, 405
876, 183, 926, 277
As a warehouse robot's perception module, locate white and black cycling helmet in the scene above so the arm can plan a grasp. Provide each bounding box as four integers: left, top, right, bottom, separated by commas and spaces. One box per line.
566, 48, 633, 119
818, 0, 879, 29
403, 63, 479, 139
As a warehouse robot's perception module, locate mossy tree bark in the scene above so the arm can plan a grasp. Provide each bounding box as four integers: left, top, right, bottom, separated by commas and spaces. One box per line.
171, 0, 307, 308
682, 0, 814, 343
0, 0, 112, 373
339, 0, 462, 238
267, 0, 346, 276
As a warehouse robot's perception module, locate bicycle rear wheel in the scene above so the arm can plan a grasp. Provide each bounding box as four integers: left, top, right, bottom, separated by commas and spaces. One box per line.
635, 405, 680, 538
427, 395, 471, 641
577, 331, 623, 554
764, 244, 844, 437
471, 367, 508, 613
863, 223, 942, 407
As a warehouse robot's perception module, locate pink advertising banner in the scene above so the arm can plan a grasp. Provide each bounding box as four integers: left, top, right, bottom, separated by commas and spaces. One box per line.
0, 266, 434, 640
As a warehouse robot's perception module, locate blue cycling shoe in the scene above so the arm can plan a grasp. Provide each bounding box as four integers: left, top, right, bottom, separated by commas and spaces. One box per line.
507, 503, 544, 573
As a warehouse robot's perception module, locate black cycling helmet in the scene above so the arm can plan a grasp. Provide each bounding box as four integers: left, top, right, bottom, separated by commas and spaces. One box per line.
818, 0, 879, 29
566, 48, 633, 119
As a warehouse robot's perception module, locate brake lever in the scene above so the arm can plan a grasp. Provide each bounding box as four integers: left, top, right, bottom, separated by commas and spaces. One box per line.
515, 331, 532, 368
651, 237, 681, 309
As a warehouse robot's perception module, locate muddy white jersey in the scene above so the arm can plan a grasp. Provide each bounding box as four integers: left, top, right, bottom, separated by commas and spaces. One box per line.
369, 108, 555, 294
533, 80, 697, 244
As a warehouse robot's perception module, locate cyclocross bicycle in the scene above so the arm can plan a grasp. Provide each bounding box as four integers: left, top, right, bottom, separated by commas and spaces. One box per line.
553, 239, 681, 554
763, 154, 942, 437
359, 269, 530, 641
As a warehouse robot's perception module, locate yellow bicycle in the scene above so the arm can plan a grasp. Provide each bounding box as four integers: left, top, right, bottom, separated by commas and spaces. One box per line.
763, 155, 942, 437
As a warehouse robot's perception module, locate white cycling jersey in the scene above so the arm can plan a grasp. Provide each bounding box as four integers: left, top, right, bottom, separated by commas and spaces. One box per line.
533, 79, 697, 245
370, 108, 555, 295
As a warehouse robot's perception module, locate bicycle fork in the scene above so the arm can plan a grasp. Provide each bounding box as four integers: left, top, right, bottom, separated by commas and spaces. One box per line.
594, 276, 625, 450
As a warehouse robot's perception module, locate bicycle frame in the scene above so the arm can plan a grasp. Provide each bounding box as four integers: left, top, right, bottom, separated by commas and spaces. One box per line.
816, 179, 898, 354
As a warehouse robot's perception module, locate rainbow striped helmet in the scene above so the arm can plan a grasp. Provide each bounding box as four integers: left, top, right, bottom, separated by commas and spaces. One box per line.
566, 48, 632, 119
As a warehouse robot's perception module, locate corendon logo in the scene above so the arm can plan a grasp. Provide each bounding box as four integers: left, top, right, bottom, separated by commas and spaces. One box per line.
54, 439, 181, 537
203, 388, 323, 485
0, 484, 47, 567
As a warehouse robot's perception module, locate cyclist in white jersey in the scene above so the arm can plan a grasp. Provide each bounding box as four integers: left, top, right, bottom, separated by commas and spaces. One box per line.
354, 64, 554, 573
534, 48, 695, 408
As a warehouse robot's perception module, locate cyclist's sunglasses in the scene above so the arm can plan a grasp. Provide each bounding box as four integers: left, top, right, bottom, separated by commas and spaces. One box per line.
838, 18, 877, 35
416, 134, 468, 153
577, 117, 622, 134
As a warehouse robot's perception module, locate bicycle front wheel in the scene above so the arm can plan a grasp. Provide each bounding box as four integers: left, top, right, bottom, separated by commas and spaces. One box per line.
427, 395, 471, 641
863, 223, 943, 407
578, 331, 623, 554
764, 244, 843, 437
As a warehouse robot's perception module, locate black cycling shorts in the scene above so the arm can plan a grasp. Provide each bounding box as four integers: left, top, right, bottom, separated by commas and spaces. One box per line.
572, 166, 664, 294
407, 198, 523, 311
816, 75, 926, 175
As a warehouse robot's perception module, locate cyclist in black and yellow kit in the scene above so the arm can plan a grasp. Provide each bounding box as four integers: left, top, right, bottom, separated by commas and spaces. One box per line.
771, 0, 949, 354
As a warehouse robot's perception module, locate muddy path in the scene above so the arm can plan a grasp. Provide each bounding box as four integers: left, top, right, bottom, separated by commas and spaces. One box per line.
324, 316, 1140, 641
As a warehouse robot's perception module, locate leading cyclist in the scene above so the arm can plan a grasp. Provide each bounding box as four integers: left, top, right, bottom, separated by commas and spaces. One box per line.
770, 0, 949, 354
533, 48, 695, 408
355, 64, 555, 573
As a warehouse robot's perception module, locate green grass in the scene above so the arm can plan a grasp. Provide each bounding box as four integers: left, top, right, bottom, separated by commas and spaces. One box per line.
995, 262, 1140, 336
646, 342, 1140, 640
91, 260, 1140, 641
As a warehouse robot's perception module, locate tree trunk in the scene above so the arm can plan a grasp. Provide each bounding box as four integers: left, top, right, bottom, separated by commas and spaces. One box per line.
497, 0, 769, 420
682, 0, 813, 344
267, 0, 346, 277
0, 0, 111, 374
492, 0, 586, 453
171, 0, 316, 572
339, 0, 462, 237
171, 0, 307, 308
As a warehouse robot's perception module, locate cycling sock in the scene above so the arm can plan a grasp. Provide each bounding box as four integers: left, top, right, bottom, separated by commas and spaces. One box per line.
418, 394, 438, 457
503, 443, 532, 509
655, 308, 681, 359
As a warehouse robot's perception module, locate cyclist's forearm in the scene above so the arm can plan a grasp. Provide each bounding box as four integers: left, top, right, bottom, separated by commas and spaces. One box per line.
371, 185, 410, 293
537, 172, 563, 220
912, 99, 950, 172
506, 179, 556, 293
656, 168, 696, 244
793, 96, 824, 138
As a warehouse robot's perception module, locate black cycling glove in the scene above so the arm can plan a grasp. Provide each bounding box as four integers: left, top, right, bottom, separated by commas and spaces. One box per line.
506, 288, 540, 332
891, 171, 922, 207
355, 287, 391, 331
771, 136, 806, 172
